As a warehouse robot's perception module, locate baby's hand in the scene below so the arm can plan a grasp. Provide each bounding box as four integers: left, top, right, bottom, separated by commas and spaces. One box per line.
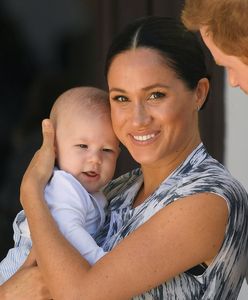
20, 119, 55, 206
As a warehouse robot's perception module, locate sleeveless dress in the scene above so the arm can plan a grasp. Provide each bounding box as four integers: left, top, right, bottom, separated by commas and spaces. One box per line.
95, 143, 248, 300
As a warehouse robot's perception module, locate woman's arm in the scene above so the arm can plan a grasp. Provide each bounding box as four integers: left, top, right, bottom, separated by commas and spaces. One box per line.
20, 119, 228, 300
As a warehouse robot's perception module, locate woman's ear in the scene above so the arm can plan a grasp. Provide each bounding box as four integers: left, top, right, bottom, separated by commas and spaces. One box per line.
195, 78, 210, 111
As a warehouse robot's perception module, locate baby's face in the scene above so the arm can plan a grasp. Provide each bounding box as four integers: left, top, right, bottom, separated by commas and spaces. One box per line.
55, 109, 119, 193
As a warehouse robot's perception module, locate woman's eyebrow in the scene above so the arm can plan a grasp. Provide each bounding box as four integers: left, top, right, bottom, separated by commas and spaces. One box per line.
109, 88, 126, 93
109, 84, 170, 93
141, 83, 170, 91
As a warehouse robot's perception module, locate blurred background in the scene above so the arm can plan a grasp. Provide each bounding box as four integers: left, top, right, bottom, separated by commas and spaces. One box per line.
0, 0, 247, 297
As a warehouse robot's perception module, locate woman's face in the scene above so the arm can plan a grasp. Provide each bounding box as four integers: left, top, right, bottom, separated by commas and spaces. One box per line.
107, 48, 207, 167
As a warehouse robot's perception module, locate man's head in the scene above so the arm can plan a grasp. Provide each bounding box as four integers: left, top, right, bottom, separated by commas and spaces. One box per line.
182, 0, 248, 93
50, 87, 120, 193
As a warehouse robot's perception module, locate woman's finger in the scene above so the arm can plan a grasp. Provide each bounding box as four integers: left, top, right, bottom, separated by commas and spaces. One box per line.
20, 119, 56, 204
39, 119, 56, 177
41, 119, 55, 152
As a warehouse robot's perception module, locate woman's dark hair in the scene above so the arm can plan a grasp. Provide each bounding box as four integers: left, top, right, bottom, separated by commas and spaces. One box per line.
105, 16, 210, 91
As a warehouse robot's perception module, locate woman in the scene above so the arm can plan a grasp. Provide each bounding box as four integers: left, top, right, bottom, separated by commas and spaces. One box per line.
1, 16, 248, 299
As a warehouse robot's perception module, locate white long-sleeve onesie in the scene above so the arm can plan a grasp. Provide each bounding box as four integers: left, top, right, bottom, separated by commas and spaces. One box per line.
0, 169, 106, 284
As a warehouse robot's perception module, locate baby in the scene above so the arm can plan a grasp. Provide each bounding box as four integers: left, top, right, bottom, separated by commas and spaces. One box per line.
0, 86, 120, 284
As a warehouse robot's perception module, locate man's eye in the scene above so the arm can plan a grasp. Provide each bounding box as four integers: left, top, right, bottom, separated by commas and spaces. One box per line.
112, 95, 128, 102
150, 92, 165, 99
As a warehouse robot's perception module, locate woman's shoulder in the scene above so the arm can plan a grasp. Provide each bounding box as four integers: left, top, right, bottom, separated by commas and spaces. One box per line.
177, 143, 247, 196
153, 144, 248, 213
192, 148, 247, 199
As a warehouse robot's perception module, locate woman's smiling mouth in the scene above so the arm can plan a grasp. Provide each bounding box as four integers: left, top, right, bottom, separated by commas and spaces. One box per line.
132, 132, 158, 142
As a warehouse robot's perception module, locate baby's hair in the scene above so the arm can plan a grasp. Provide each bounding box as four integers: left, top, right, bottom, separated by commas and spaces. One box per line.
50, 86, 109, 128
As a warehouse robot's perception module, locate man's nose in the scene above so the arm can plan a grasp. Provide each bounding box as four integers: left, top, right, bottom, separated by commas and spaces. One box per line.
228, 70, 239, 88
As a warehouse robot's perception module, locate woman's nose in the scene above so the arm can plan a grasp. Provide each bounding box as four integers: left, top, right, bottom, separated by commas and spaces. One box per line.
131, 103, 151, 127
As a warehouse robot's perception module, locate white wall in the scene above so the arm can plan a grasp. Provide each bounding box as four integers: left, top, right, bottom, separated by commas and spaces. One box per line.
224, 72, 248, 300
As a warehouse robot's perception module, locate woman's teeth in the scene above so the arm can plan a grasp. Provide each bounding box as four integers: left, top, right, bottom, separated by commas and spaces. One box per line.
133, 133, 155, 141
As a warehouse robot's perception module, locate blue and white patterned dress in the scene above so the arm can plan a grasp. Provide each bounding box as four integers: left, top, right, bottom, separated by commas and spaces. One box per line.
96, 143, 248, 300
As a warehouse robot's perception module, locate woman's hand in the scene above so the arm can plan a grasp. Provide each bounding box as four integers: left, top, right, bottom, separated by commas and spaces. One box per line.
0, 266, 52, 300
1, 250, 52, 300
20, 119, 55, 206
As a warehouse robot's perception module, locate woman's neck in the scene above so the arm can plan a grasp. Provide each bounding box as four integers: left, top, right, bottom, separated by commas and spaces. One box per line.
133, 140, 201, 208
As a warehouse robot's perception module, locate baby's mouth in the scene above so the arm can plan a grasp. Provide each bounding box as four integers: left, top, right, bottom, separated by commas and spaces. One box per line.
83, 171, 98, 177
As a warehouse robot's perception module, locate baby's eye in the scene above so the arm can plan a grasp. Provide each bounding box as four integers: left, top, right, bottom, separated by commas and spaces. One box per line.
149, 91, 165, 100
77, 144, 88, 149
112, 95, 128, 102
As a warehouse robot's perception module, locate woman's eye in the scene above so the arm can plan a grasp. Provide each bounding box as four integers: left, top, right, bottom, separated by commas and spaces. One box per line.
112, 95, 128, 102
149, 92, 165, 100
103, 148, 114, 153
